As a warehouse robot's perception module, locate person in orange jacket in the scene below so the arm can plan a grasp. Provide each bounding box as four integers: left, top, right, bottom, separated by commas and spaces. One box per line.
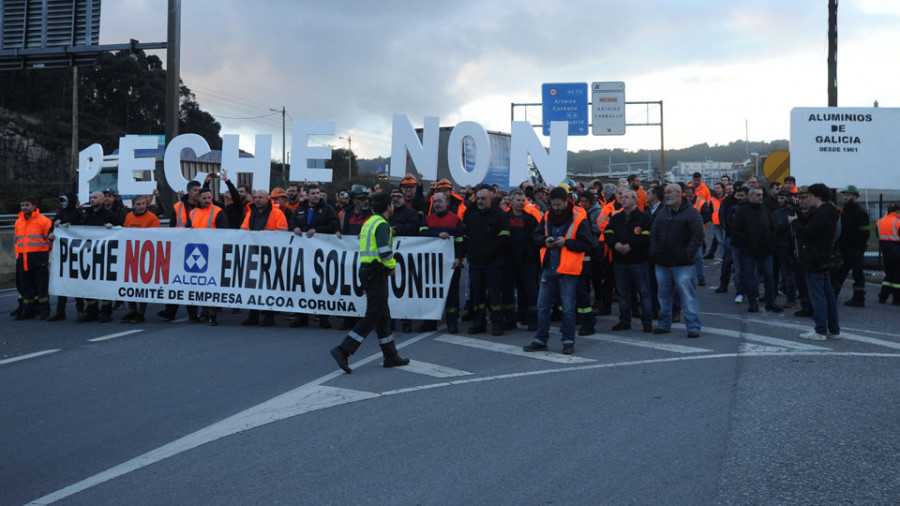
11, 197, 53, 320
241, 189, 289, 327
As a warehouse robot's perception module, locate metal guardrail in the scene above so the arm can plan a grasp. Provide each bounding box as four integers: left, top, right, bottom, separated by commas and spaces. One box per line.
0, 214, 17, 231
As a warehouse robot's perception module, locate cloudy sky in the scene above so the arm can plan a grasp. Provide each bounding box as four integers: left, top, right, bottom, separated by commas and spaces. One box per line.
100, 0, 900, 161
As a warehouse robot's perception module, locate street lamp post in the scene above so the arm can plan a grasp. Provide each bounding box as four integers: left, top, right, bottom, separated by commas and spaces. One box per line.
339, 135, 352, 180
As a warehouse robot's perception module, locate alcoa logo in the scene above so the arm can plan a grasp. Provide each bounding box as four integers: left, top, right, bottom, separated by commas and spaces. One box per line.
184, 244, 209, 273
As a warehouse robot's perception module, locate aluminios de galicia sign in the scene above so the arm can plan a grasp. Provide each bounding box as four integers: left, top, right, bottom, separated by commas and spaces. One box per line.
790, 107, 900, 189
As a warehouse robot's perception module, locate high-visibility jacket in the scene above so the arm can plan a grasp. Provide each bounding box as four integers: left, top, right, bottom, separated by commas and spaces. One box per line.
190, 205, 224, 229
359, 215, 397, 269
15, 208, 53, 271
692, 181, 712, 201
636, 188, 647, 211
524, 201, 543, 222
710, 196, 722, 226
877, 211, 900, 260
539, 211, 586, 276
595, 201, 621, 243
241, 205, 288, 231
173, 201, 191, 228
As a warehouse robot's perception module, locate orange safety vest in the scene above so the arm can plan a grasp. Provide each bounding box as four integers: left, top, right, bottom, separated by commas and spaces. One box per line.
710, 196, 722, 226
190, 205, 224, 229
524, 201, 543, 222
635, 188, 647, 211
878, 212, 900, 242
692, 196, 708, 232
241, 205, 288, 231
539, 211, 586, 276
595, 201, 620, 243
173, 201, 191, 228
15, 209, 53, 271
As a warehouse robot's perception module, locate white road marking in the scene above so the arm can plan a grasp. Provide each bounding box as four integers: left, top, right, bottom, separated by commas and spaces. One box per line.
25, 348, 900, 505
674, 324, 828, 351
172, 318, 189, 324
435, 334, 594, 364
580, 333, 712, 354
0, 349, 61, 365
88, 330, 144, 342
701, 312, 900, 351
397, 360, 473, 378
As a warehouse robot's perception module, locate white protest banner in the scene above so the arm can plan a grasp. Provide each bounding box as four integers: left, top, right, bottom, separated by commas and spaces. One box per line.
49, 227, 454, 320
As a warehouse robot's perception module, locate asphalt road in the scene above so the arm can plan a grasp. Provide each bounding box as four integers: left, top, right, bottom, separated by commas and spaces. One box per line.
2, 263, 898, 505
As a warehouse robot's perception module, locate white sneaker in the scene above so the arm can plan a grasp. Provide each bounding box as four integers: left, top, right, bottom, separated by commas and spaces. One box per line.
734, 294, 744, 304
799, 330, 827, 341
827, 333, 842, 340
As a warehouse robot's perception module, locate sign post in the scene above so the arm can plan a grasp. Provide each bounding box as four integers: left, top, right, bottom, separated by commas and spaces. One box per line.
592, 81, 626, 135
541, 83, 589, 136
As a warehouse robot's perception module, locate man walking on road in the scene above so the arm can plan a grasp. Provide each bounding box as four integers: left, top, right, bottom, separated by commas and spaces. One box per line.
330, 192, 410, 374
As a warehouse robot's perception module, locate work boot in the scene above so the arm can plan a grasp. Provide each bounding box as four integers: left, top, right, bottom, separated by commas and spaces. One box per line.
260, 314, 275, 327
416, 320, 438, 332
78, 311, 99, 323
468, 321, 487, 335
131, 313, 145, 324
843, 297, 864, 307
9, 298, 23, 317
401, 320, 412, 333
156, 309, 176, 321
331, 336, 363, 373
319, 315, 332, 329
15, 308, 36, 321
119, 311, 138, 323
241, 314, 260, 326
208, 314, 218, 326
289, 314, 309, 328
47, 309, 66, 322
98, 312, 112, 323
380, 340, 410, 368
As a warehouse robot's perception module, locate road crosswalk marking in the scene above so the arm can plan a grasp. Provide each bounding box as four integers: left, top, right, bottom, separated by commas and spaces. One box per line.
435, 335, 595, 364
398, 360, 474, 378
680, 324, 829, 351
88, 330, 144, 342
578, 333, 713, 354
741, 317, 900, 351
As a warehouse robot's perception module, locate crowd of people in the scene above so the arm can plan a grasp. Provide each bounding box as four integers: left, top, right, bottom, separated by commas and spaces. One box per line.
12, 169, 900, 351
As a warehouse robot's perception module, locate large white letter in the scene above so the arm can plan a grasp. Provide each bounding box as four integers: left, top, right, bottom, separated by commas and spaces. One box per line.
164, 134, 211, 192
447, 122, 490, 187
118, 135, 158, 197
222, 134, 272, 191
510, 120, 568, 185
77, 144, 104, 204
289, 121, 334, 183
390, 115, 439, 179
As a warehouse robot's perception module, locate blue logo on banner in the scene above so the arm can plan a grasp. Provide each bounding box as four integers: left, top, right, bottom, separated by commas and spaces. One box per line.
184, 244, 209, 273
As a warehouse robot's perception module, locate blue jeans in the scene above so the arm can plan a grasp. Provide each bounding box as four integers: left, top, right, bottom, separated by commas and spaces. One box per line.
739, 253, 775, 305
655, 264, 701, 333
719, 236, 733, 288
615, 262, 653, 325
694, 248, 706, 282
731, 245, 744, 295
806, 271, 840, 336
775, 245, 798, 303
534, 271, 577, 344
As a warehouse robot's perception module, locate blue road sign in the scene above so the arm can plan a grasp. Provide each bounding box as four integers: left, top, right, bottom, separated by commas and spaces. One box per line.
542, 82, 589, 136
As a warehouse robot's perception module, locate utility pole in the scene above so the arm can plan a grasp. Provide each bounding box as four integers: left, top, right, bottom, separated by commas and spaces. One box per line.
71, 66, 78, 183
163, 0, 181, 197
347, 136, 352, 180
270, 106, 286, 185
828, 0, 838, 106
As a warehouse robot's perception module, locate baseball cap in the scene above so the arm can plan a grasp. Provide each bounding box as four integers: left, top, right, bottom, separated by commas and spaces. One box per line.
839, 185, 859, 196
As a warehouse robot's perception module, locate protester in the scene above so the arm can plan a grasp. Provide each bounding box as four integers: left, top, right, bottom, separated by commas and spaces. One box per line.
650, 184, 704, 337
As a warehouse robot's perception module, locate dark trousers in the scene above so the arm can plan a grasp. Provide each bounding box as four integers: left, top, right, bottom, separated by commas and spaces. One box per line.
739, 253, 776, 305
775, 245, 798, 303
614, 261, 653, 326
833, 248, 866, 300
444, 268, 462, 326
501, 261, 538, 325
880, 256, 900, 302
16, 254, 50, 314
575, 273, 596, 329
350, 265, 392, 340
469, 259, 504, 326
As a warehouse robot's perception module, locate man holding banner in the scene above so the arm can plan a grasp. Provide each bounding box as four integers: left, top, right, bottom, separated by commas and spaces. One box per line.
330, 192, 410, 374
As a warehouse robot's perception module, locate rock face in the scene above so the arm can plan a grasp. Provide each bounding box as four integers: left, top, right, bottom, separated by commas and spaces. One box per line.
1, 122, 69, 182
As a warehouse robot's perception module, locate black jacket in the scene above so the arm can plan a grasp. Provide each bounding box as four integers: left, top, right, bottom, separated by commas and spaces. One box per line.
464, 205, 510, 264
798, 202, 840, 272
389, 204, 421, 237
732, 202, 775, 256
52, 191, 84, 226
82, 205, 119, 227
606, 207, 653, 264
649, 199, 704, 266
838, 201, 870, 251
295, 200, 339, 234
719, 194, 739, 238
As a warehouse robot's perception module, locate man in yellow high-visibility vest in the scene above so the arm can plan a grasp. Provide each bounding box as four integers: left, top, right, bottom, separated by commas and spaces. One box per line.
330, 192, 410, 374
